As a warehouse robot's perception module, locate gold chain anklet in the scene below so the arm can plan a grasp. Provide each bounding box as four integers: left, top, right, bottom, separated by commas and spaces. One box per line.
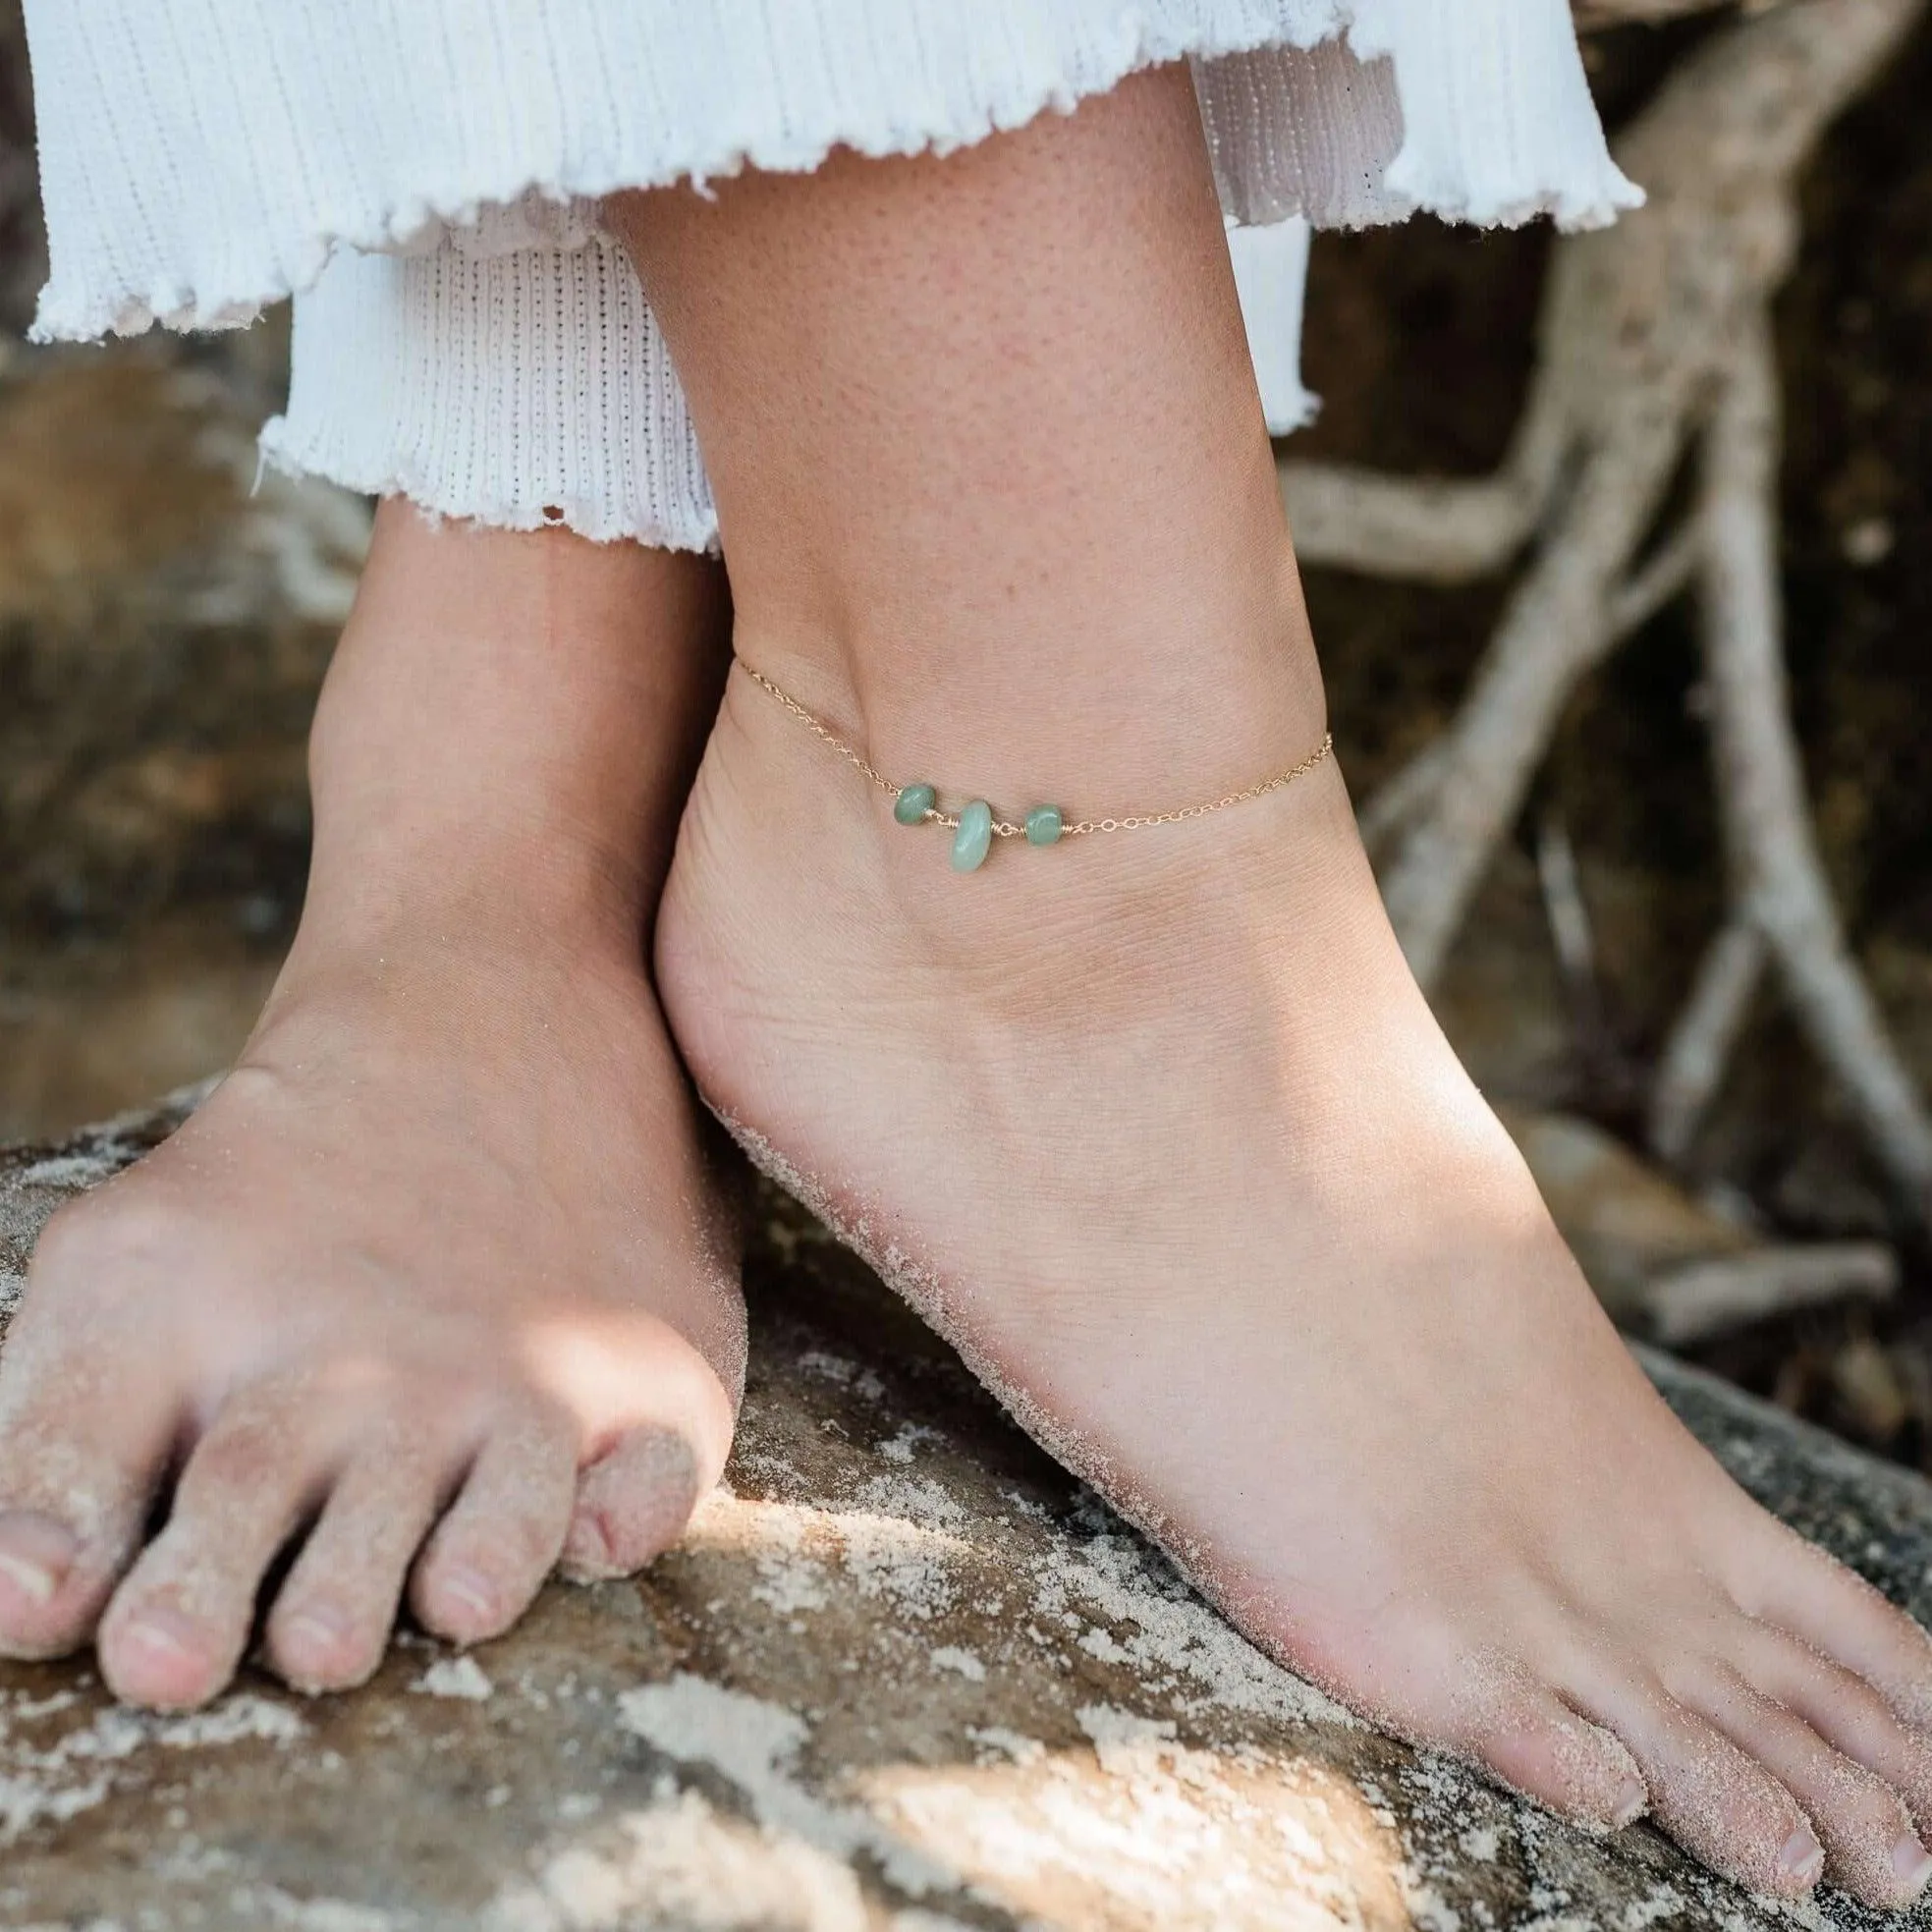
737, 657, 1335, 873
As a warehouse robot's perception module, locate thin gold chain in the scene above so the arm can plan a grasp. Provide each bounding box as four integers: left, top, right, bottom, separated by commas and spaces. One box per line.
737, 658, 1334, 839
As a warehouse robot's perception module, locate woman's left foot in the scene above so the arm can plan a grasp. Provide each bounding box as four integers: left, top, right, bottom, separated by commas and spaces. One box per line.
0, 504, 745, 1708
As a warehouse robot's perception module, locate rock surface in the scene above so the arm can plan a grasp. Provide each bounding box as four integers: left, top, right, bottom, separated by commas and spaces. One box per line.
2, 1102, 1931, 1932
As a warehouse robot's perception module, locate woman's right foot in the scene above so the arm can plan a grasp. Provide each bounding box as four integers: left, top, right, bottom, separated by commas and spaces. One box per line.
612, 62, 1932, 1904
0, 504, 745, 1709
659, 651, 1932, 1912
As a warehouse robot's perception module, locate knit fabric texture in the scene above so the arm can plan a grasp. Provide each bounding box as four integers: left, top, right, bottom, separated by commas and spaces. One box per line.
25, 0, 1636, 550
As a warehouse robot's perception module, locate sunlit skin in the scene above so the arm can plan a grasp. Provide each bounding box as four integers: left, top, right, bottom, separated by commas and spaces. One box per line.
611, 66, 1932, 1908
0, 503, 745, 1708
0, 52, 1927, 1914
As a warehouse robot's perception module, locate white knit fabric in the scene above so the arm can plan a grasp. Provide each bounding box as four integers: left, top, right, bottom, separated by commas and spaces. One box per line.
261, 237, 715, 549
25, 0, 1636, 550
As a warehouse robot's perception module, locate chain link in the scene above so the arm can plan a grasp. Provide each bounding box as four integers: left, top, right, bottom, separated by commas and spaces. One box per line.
738, 658, 1333, 839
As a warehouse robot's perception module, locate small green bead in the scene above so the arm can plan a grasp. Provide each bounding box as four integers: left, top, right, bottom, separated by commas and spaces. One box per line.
894, 783, 937, 825
951, 800, 994, 872
1024, 804, 1064, 847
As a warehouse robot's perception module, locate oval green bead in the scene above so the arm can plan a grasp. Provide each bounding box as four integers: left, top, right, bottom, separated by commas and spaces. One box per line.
951, 800, 994, 872
894, 783, 937, 825
1024, 804, 1064, 847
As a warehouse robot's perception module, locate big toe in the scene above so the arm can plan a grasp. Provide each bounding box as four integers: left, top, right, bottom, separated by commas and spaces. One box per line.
0, 1511, 86, 1650
1458, 1689, 1648, 1833
0, 1359, 179, 1658
561, 1425, 703, 1581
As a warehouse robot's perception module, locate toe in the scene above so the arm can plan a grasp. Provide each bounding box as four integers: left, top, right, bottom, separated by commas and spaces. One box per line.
409, 1400, 576, 1645
1734, 1522, 1932, 1735
1736, 1621, 1932, 1844
264, 1427, 458, 1693
560, 1425, 701, 1581
97, 1377, 347, 1710
1461, 1690, 1647, 1833
0, 1338, 182, 1661
0, 1513, 81, 1621
1575, 1668, 1822, 1899
1682, 1658, 1929, 1908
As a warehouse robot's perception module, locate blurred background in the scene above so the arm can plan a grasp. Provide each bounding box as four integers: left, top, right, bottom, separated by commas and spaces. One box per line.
1, 5, 1929, 1463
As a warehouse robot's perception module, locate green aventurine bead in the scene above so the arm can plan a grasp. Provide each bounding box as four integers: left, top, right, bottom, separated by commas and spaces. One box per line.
951, 800, 994, 872
1024, 804, 1064, 847
894, 783, 937, 825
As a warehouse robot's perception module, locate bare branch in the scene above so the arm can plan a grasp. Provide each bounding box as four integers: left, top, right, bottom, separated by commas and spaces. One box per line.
1365, 520, 1695, 882
1358, 740, 1450, 854
1365, 0, 1928, 988
1648, 916, 1768, 1162
1537, 814, 1613, 1059
1642, 1241, 1897, 1345
1574, 0, 1736, 25
1279, 468, 1543, 583
1696, 312, 1932, 1220
1280, 379, 1573, 583
1376, 406, 1684, 984
1610, 520, 1703, 639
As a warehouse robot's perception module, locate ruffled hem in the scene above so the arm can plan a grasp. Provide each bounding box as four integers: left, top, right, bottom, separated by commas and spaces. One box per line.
253, 437, 715, 553
24, 0, 1640, 345
255, 234, 720, 550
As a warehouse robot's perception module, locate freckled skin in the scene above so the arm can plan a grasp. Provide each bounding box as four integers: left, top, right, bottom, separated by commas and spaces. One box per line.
0, 504, 745, 1710
612, 67, 1932, 1909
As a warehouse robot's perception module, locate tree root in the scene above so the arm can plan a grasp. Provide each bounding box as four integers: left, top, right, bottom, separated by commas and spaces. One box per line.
1642, 1242, 1898, 1346
1647, 917, 1768, 1164
1696, 316, 1932, 1212
1574, 0, 1739, 22
1281, 0, 1932, 1228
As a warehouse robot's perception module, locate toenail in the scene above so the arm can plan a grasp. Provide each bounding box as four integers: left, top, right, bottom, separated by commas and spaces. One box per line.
1894, 1836, 1932, 1894
0, 1547, 62, 1606
123, 1605, 200, 1663
284, 1604, 353, 1656
0, 1516, 79, 1605
1778, 1825, 1824, 1887
436, 1566, 499, 1625
1610, 1778, 1647, 1829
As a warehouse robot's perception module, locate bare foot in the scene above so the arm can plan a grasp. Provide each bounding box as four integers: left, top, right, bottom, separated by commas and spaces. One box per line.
610, 64, 1932, 1905
657, 659, 1932, 1909
0, 505, 744, 1709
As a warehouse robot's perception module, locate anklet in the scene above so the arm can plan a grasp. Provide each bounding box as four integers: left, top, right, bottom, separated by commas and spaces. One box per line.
737, 658, 1335, 872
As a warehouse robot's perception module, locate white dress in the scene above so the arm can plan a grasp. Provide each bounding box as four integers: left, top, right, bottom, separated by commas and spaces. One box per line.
23, 0, 1638, 552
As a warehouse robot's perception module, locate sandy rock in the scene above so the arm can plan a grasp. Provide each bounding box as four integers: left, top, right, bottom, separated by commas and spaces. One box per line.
3, 1102, 1931, 1930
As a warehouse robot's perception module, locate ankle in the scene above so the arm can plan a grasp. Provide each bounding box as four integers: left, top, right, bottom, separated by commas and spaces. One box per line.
295, 498, 729, 957
309, 811, 655, 963
683, 638, 1366, 1025
732, 559, 1329, 847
